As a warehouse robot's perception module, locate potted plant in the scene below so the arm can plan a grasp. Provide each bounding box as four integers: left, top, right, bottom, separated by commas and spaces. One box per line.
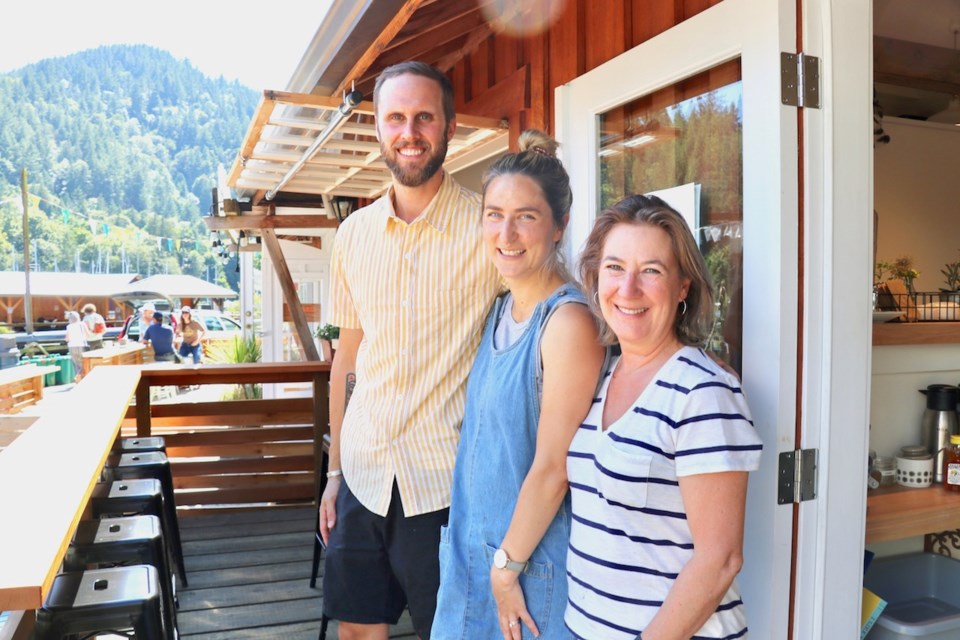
876, 256, 920, 294
315, 323, 339, 362
942, 259, 960, 291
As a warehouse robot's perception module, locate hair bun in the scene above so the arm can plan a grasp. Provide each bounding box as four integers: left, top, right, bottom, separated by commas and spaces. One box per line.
518, 129, 559, 159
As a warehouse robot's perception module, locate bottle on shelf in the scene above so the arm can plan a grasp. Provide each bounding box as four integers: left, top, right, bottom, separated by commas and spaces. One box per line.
944, 435, 960, 492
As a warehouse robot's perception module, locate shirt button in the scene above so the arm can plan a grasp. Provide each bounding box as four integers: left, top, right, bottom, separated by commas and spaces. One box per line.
400, 300, 408, 307
400, 349, 407, 356
396, 393, 403, 401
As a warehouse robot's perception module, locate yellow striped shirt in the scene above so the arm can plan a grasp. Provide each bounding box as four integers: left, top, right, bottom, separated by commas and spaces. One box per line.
327, 173, 500, 516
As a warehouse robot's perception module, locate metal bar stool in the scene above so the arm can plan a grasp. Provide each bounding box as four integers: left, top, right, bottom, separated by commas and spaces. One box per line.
103, 452, 187, 586
91, 479, 187, 589
114, 436, 167, 455
64, 515, 177, 639
33, 564, 167, 640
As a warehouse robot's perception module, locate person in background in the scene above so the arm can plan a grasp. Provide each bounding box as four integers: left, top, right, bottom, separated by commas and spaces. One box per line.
136, 302, 157, 337
565, 194, 763, 640
432, 130, 604, 639
142, 311, 176, 362
320, 61, 501, 640
81, 303, 106, 351
64, 311, 89, 383
176, 307, 204, 364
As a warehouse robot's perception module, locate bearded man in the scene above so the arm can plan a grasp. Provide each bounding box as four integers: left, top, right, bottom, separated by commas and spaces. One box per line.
320, 61, 500, 639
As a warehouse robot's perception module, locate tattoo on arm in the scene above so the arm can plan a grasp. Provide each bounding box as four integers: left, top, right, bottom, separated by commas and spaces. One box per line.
345, 372, 356, 409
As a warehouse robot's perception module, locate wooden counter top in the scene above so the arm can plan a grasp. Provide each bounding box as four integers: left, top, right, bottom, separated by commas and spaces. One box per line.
0, 366, 140, 610
873, 321, 960, 346
866, 483, 960, 543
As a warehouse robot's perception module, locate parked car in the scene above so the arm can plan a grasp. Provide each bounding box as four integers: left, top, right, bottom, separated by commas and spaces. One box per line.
122, 310, 241, 344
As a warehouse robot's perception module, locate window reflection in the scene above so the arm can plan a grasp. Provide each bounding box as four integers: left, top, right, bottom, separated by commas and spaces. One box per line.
598, 60, 744, 371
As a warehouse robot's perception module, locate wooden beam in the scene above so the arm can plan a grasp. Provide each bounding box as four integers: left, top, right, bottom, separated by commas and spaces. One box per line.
433, 21, 499, 76
334, 0, 433, 97
203, 215, 339, 230
135, 379, 151, 437
261, 229, 321, 361
875, 36, 960, 96
373, 9, 490, 72
229, 93, 278, 186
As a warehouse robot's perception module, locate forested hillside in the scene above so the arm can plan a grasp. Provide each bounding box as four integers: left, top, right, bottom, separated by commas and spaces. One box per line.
0, 45, 258, 288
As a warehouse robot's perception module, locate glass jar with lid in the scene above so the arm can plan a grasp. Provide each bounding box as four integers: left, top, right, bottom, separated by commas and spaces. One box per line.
873, 456, 897, 487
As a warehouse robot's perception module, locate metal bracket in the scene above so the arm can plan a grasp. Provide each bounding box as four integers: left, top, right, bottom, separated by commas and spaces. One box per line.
778, 448, 818, 504
781, 52, 821, 109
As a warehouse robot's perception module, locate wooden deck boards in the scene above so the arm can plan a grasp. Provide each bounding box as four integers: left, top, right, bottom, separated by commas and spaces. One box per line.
176, 507, 416, 639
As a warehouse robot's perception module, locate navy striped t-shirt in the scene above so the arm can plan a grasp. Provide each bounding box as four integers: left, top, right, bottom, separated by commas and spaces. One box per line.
565, 346, 762, 639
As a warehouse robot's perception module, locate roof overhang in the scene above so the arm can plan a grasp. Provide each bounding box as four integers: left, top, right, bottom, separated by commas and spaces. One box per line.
226, 91, 508, 201
110, 275, 238, 304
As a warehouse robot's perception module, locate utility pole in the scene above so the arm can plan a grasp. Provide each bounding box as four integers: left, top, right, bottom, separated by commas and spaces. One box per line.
20, 169, 33, 334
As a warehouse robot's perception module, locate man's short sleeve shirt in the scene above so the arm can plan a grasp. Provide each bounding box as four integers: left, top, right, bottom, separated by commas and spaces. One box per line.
327, 173, 500, 516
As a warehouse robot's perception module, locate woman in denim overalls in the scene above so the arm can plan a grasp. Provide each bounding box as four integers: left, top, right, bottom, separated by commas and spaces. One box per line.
432, 131, 604, 639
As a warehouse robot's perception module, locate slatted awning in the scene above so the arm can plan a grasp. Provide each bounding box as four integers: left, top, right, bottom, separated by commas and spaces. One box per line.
227, 90, 508, 200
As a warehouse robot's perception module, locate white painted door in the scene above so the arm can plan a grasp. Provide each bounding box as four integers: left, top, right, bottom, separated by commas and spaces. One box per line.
555, 0, 872, 637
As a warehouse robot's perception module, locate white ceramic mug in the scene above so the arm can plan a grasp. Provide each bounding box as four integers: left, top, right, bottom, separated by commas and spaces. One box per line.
896, 455, 934, 488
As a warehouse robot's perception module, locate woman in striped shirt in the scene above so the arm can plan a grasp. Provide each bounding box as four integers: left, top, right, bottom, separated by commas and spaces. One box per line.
565, 195, 762, 640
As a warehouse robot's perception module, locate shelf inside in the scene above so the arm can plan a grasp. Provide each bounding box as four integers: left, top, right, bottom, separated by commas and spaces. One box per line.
873, 322, 960, 346
866, 484, 960, 543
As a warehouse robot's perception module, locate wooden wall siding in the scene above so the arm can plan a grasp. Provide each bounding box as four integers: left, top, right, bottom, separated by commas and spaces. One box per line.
448, 0, 723, 142
350, 0, 500, 98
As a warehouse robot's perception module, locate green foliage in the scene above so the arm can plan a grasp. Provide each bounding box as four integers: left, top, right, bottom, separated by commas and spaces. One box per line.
876, 256, 920, 290
942, 259, 960, 291
315, 323, 340, 341
0, 45, 257, 290
205, 334, 262, 364
205, 334, 262, 400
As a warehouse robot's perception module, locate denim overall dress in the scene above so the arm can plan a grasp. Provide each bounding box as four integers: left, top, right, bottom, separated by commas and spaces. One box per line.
432, 283, 583, 639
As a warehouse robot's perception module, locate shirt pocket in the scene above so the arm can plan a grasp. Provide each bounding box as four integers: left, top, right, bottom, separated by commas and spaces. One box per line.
594, 443, 653, 509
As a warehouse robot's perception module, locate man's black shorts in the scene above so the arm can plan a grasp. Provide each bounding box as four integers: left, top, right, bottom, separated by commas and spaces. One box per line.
322, 479, 448, 638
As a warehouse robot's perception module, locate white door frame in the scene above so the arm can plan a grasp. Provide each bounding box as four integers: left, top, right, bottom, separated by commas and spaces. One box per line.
793, 0, 872, 637
555, 0, 872, 636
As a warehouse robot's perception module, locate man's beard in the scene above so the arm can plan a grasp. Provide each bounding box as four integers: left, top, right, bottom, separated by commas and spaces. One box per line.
382, 133, 449, 187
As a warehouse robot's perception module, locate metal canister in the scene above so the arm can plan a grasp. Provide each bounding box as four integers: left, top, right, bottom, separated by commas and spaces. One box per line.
920, 385, 960, 483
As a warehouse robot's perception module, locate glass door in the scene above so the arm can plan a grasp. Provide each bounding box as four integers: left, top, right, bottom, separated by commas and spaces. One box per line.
557, 1, 873, 636
558, 1, 797, 636
597, 60, 744, 371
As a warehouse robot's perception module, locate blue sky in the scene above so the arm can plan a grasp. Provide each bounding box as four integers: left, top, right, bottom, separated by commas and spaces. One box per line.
0, 0, 332, 89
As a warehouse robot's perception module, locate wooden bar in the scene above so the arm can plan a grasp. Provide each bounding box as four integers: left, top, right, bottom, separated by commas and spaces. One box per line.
865, 484, 960, 543
0, 366, 141, 610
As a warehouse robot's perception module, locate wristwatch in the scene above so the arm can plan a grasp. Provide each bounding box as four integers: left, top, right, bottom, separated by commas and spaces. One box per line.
493, 548, 527, 572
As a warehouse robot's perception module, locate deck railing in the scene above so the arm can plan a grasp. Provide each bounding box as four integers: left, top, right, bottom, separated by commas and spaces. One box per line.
122, 362, 331, 516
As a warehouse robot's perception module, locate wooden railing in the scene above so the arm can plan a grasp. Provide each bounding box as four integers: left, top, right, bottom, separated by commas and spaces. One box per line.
122, 362, 331, 516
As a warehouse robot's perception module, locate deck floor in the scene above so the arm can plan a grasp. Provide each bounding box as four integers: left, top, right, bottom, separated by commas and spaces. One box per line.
176, 506, 416, 639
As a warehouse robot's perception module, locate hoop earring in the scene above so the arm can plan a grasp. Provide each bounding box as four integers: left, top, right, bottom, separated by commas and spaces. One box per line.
594, 291, 600, 306
679, 299, 688, 316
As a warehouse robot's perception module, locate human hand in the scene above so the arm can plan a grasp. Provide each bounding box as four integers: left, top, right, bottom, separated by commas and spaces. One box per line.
319, 476, 341, 545
491, 567, 539, 639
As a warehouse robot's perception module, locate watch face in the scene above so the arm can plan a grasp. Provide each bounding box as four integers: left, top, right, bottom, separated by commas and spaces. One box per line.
493, 548, 507, 569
